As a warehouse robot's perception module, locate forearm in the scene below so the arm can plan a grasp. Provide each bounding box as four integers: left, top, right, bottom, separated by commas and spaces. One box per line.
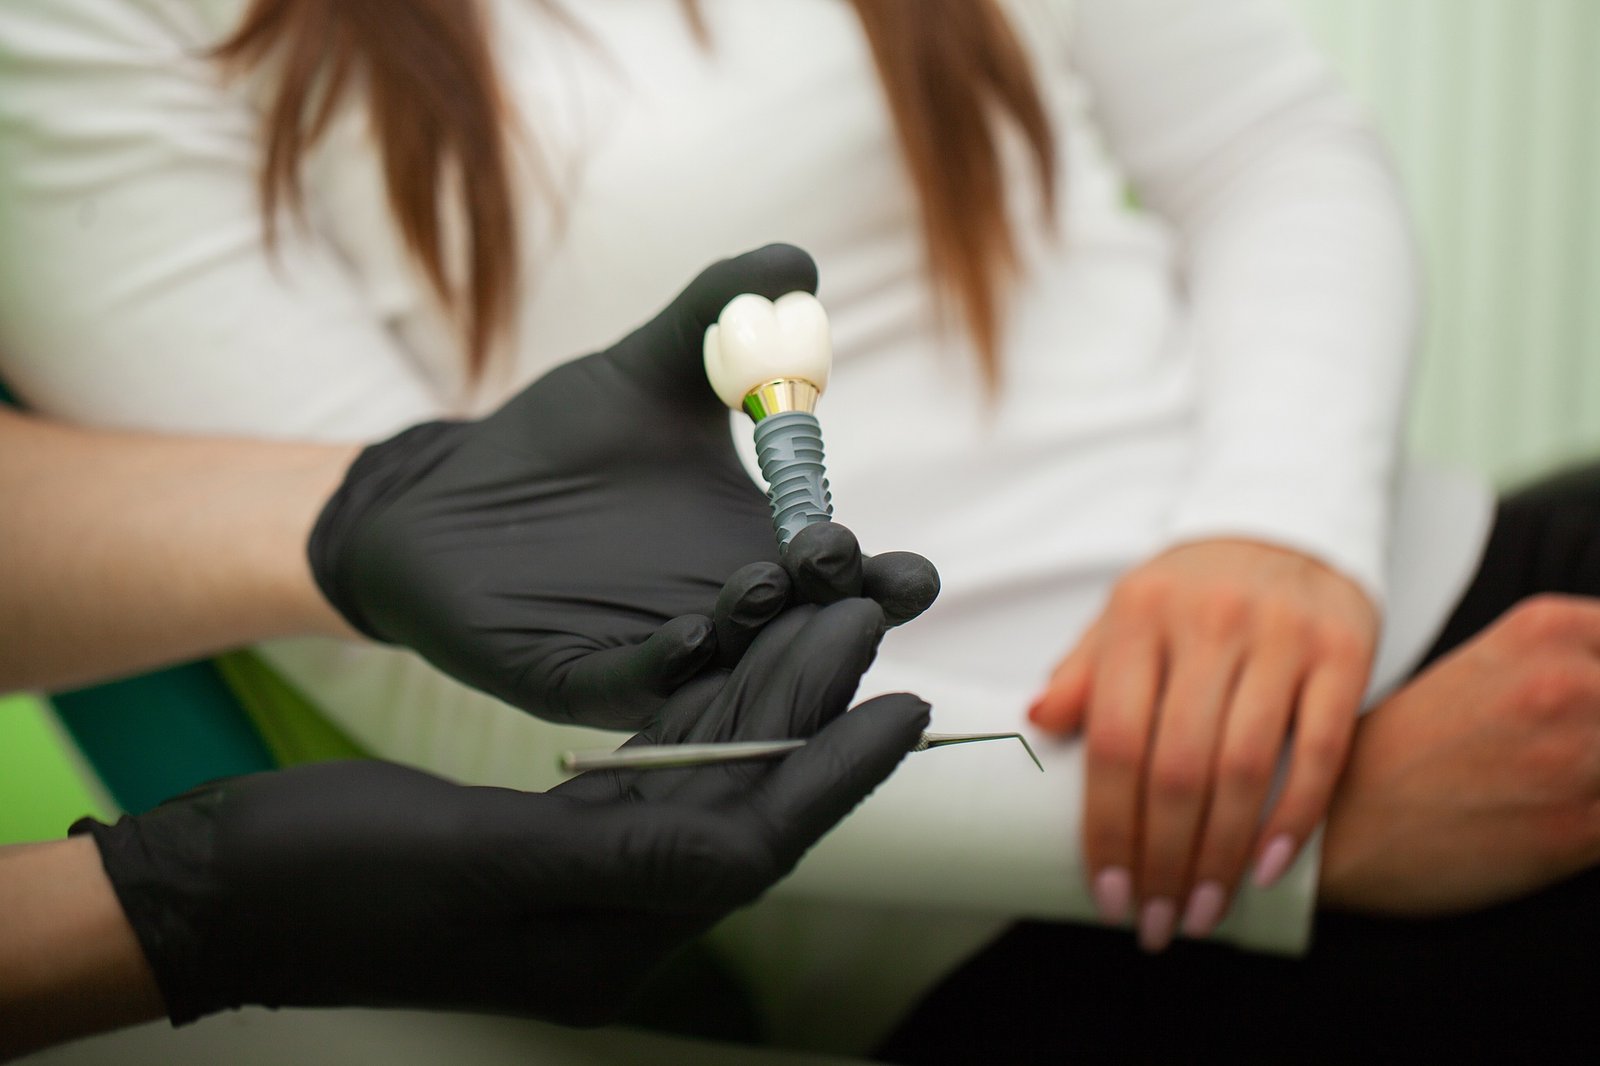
0, 408, 361, 693
0, 836, 164, 1061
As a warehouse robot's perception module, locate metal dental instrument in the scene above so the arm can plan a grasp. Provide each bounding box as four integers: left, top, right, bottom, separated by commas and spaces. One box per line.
559, 731, 1044, 775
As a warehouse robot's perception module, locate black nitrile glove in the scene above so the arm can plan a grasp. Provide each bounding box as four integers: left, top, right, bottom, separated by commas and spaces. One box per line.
308, 243, 939, 729
74, 597, 927, 1028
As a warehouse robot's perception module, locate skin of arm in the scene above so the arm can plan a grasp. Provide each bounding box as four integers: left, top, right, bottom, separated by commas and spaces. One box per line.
0, 0, 445, 695
0, 406, 358, 693
1319, 595, 1600, 915
0, 837, 163, 1061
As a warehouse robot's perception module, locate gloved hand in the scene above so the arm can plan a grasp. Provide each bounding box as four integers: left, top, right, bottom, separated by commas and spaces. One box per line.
74, 595, 927, 1027
308, 243, 938, 728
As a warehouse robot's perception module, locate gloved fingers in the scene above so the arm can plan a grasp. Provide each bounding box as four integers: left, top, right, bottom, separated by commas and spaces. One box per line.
745, 692, 931, 872
655, 606, 818, 751
863, 550, 941, 626
549, 613, 716, 730
660, 599, 887, 808
644, 669, 737, 747
784, 523, 941, 625
608, 244, 820, 408
548, 669, 728, 805
784, 521, 865, 605
555, 597, 830, 806
565, 607, 825, 808
733, 598, 888, 741
701, 598, 884, 745
561, 597, 893, 808
713, 561, 793, 669
532, 639, 924, 917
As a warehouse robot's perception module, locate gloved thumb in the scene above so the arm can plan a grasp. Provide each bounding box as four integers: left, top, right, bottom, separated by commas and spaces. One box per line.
542, 613, 717, 729
747, 692, 931, 871
608, 244, 820, 409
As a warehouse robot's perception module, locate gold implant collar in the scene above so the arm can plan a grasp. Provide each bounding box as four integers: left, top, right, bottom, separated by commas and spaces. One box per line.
742, 379, 821, 421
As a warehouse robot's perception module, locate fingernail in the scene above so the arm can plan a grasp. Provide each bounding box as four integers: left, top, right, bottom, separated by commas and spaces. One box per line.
1091, 867, 1132, 925
1252, 834, 1297, 888
1137, 898, 1177, 954
1181, 881, 1227, 939
1027, 697, 1045, 724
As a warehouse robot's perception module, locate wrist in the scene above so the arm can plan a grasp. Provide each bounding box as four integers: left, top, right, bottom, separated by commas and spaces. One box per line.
1165, 483, 1392, 611
271, 442, 364, 640
0, 837, 165, 1058
1315, 778, 1373, 914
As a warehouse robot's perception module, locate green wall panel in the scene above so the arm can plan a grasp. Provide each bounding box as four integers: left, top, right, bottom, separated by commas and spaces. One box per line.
1289, 0, 1600, 484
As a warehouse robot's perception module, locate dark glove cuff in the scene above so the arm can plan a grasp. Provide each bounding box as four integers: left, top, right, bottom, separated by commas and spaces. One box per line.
307, 419, 475, 641
70, 802, 233, 1026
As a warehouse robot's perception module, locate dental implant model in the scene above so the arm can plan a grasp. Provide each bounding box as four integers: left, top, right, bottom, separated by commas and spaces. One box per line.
704, 292, 834, 552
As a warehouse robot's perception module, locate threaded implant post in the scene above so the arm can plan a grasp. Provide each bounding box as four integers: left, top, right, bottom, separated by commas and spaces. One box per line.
752, 411, 833, 552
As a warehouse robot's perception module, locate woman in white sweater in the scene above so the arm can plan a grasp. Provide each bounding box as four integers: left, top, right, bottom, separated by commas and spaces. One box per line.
2, 0, 1597, 1057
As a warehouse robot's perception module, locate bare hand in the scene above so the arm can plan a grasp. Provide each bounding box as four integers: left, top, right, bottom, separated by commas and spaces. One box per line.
1031, 539, 1377, 951
1321, 595, 1600, 915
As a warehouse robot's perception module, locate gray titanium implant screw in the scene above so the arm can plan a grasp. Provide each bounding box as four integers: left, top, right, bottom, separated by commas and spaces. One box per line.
702, 292, 836, 553
752, 408, 832, 551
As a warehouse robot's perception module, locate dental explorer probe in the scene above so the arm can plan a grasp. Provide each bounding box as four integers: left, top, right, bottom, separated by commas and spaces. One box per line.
560, 732, 1044, 775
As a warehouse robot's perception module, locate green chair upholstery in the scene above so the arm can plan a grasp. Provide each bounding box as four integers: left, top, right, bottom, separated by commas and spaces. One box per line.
49, 651, 368, 815
215, 650, 369, 767
50, 663, 276, 815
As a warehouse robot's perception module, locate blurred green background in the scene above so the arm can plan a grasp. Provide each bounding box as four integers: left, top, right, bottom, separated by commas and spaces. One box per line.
0, 693, 110, 842
5, 0, 1599, 843
1294, 0, 1600, 484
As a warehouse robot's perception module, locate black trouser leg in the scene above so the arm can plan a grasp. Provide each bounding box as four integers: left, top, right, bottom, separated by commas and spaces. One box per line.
1418, 460, 1600, 670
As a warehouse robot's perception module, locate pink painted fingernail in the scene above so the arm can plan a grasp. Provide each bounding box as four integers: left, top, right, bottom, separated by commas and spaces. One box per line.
1181, 881, 1228, 939
1091, 867, 1132, 925
1252, 834, 1298, 888
1137, 898, 1177, 954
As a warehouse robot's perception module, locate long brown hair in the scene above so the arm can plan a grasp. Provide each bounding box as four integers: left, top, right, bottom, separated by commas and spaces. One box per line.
218, 0, 1056, 383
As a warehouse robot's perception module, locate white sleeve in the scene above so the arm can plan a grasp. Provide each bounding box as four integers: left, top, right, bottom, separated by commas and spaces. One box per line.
0, 0, 441, 442
1071, 0, 1421, 605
